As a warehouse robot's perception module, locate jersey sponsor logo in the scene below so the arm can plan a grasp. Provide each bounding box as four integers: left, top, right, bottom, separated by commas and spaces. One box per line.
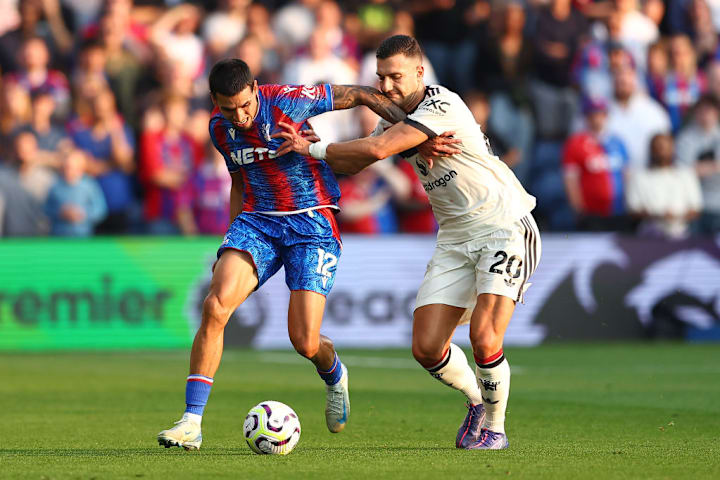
228, 128, 236, 140
281, 85, 319, 99
422, 170, 458, 192
418, 98, 450, 114
229, 147, 277, 166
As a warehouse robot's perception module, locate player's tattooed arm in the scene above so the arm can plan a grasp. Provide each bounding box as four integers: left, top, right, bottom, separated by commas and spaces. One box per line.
331, 85, 406, 124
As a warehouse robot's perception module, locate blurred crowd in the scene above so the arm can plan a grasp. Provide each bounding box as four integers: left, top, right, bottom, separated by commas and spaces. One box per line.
0, 0, 719, 239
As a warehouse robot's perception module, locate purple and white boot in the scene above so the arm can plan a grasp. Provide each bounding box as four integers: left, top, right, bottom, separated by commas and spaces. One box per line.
466, 428, 509, 450
455, 403, 486, 449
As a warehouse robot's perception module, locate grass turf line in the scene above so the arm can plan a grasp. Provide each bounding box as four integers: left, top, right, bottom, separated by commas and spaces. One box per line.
1, 343, 719, 479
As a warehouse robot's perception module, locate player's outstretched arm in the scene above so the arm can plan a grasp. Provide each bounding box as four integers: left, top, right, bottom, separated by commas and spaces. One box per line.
274, 121, 429, 175
331, 85, 406, 124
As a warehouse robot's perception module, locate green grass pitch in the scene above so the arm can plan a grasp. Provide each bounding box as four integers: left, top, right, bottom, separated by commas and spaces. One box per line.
2, 344, 719, 479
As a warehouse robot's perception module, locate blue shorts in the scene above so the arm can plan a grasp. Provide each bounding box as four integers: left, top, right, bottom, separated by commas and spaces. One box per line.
217, 209, 342, 296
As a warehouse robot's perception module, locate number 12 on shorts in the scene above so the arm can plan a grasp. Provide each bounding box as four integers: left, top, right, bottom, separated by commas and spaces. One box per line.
316, 248, 338, 286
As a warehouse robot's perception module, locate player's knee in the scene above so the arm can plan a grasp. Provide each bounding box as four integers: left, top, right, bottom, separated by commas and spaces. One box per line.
290, 336, 320, 359
470, 331, 501, 360
201, 293, 232, 329
411, 339, 445, 369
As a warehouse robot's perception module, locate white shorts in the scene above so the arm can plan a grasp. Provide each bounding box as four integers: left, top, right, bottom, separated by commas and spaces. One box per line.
415, 215, 541, 323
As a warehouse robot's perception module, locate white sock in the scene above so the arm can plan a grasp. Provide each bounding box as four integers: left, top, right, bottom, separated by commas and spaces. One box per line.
475, 353, 510, 434
182, 412, 203, 426
425, 343, 484, 406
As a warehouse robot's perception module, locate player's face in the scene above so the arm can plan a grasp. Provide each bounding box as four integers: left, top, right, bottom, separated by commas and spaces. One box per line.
376, 54, 424, 111
212, 81, 259, 131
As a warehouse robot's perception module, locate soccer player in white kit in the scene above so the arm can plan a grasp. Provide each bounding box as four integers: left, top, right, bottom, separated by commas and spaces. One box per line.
273, 35, 541, 450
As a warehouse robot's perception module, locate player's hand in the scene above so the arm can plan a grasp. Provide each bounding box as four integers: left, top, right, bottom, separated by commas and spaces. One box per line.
272, 121, 312, 157
299, 127, 321, 143
417, 131, 461, 169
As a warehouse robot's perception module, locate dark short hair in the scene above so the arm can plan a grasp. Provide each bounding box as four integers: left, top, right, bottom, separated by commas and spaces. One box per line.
209, 58, 254, 97
695, 93, 720, 112
376, 35, 422, 60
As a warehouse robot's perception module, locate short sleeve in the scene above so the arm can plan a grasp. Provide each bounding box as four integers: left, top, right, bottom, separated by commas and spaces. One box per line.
262, 84, 334, 122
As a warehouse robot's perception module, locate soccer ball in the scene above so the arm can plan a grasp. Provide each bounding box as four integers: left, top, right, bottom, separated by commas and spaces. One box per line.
243, 401, 301, 455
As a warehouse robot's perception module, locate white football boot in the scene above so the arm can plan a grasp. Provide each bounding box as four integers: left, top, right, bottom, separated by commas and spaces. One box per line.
325, 364, 350, 433
157, 413, 202, 450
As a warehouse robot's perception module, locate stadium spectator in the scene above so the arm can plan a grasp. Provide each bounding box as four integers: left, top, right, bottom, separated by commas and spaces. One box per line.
45, 148, 107, 236
336, 106, 410, 234
687, 0, 718, 62
529, 0, 588, 139
655, 34, 706, 132
395, 158, 437, 234
191, 143, 232, 235
645, 40, 669, 102
0, 0, 73, 74
4, 36, 71, 119
562, 97, 632, 231
411, 0, 480, 94
315, 1, 360, 66
0, 162, 48, 237
479, 2, 533, 183
245, 2, 279, 64
614, 0, 659, 72
202, 0, 249, 60
466, 91, 520, 169
139, 95, 201, 235
675, 94, 720, 233
0, 81, 32, 157
626, 133, 702, 238
94, 8, 148, 127
233, 34, 274, 85
71, 39, 110, 102
150, 4, 204, 81
606, 61, 671, 169
19, 89, 69, 168
282, 27, 359, 143
11, 131, 56, 205
272, 0, 318, 59
67, 88, 135, 234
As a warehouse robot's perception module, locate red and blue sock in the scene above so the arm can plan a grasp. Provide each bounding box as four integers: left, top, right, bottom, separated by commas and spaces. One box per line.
185, 374, 213, 415
317, 353, 343, 385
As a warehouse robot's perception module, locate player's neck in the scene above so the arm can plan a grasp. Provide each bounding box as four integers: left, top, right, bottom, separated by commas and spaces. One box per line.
404, 86, 426, 113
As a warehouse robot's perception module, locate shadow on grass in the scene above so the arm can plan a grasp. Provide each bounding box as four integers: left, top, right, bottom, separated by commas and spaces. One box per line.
0, 446, 454, 457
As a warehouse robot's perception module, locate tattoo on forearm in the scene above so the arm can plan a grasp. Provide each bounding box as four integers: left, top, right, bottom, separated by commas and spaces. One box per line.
331, 85, 406, 124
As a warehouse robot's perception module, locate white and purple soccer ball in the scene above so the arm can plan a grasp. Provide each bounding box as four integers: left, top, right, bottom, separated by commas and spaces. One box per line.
243, 401, 301, 455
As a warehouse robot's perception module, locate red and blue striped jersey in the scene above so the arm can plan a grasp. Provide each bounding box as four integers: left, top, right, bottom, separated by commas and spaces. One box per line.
208, 84, 340, 213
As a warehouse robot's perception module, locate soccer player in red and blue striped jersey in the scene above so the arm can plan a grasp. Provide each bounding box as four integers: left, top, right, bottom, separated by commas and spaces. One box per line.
157, 58, 407, 450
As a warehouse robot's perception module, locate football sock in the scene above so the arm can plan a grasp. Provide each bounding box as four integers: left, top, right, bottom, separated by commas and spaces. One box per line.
185, 374, 213, 417
425, 343, 484, 406
317, 353, 344, 385
475, 349, 510, 434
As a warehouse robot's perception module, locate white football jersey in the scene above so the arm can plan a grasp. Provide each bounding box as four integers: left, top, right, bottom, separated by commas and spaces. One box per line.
373, 85, 536, 244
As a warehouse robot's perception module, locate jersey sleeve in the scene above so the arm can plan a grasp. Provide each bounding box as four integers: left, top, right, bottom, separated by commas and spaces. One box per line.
263, 84, 334, 122
208, 114, 239, 174
404, 90, 461, 138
